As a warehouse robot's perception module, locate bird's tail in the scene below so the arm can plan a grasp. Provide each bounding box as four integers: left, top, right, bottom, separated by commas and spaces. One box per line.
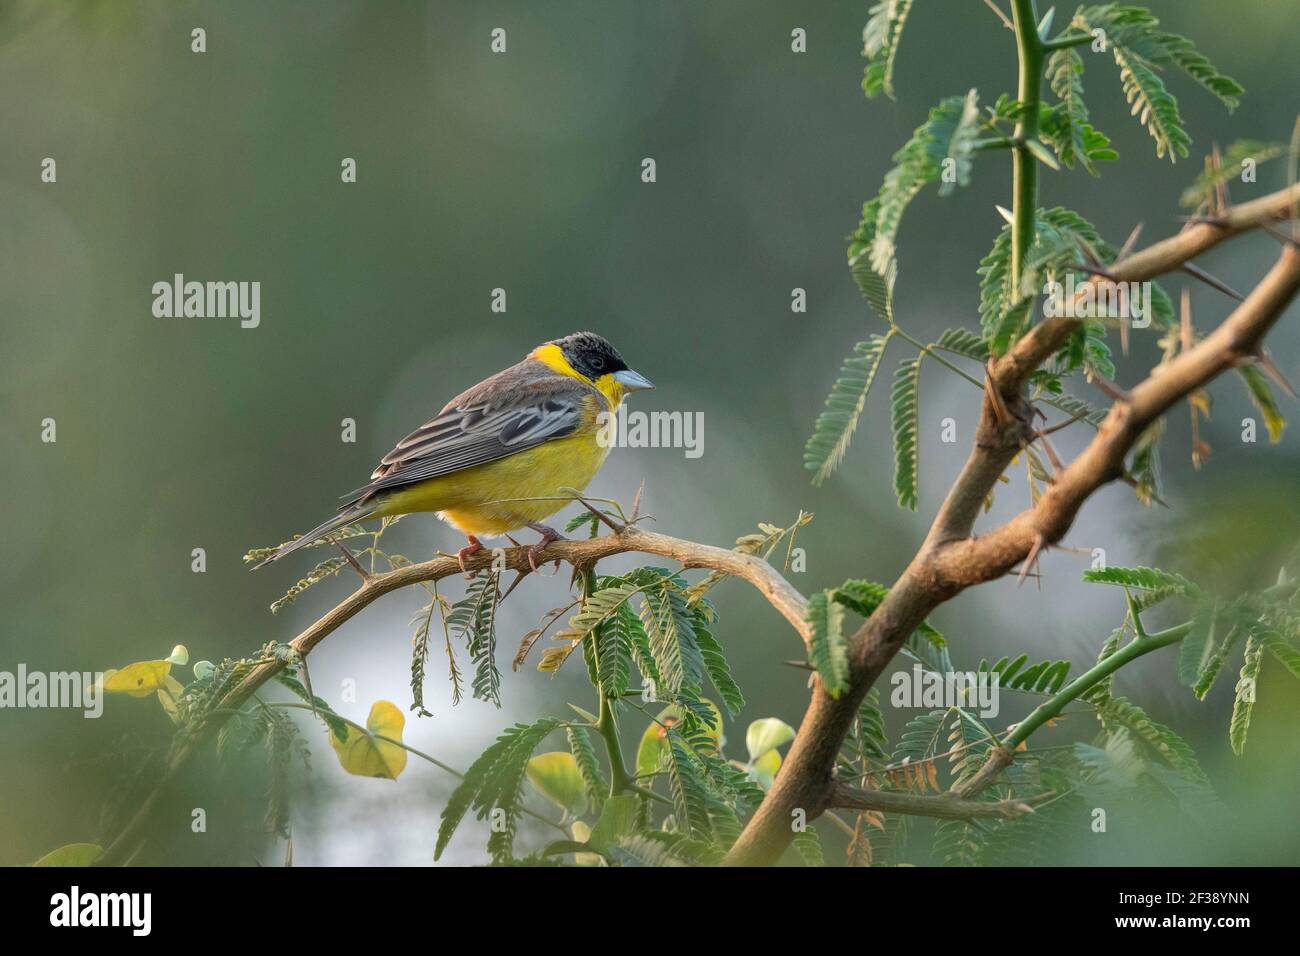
250, 506, 374, 570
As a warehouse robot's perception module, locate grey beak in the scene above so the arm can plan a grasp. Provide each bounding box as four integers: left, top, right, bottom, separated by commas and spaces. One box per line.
613, 368, 656, 392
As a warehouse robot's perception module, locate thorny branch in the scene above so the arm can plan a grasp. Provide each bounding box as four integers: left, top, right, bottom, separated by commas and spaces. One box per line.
723, 183, 1300, 866
96, 524, 809, 865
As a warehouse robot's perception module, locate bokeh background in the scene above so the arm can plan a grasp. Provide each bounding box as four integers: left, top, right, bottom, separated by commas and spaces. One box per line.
2, 0, 1297, 866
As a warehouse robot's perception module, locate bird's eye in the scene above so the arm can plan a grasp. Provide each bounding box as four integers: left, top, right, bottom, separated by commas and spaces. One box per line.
592, 357, 606, 372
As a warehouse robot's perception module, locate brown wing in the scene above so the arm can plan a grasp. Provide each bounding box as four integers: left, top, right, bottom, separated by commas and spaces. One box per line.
340, 359, 601, 506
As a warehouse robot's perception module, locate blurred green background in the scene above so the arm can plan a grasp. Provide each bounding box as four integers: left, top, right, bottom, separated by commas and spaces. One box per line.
2, 0, 1297, 865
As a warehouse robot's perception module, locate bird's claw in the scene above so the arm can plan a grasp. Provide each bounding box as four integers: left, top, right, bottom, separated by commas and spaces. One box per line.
525, 523, 565, 573
456, 536, 484, 576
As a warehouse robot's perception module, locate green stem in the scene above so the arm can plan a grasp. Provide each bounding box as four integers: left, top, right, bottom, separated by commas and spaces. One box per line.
581, 566, 632, 796
597, 693, 631, 797
1009, 0, 1044, 291
1002, 622, 1191, 750
1043, 32, 1095, 51
892, 326, 984, 389
629, 782, 673, 807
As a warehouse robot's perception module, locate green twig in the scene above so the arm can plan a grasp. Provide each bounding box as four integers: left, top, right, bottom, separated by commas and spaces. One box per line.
893, 326, 985, 389
1043, 31, 1095, 51
1010, 0, 1045, 290
954, 622, 1191, 798
974, 136, 1020, 152
1002, 622, 1191, 750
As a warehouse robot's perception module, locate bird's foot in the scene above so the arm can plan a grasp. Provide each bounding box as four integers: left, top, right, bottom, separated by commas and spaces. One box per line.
525, 523, 565, 572
456, 536, 485, 575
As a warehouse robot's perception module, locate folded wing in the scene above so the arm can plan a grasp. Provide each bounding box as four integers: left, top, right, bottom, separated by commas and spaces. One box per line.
341, 367, 598, 507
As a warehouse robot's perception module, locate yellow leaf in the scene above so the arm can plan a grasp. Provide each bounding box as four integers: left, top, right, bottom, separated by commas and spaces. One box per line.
636, 717, 677, 777
750, 749, 782, 790
926, 762, 939, 792
329, 701, 408, 780
569, 821, 604, 867
635, 701, 724, 776
102, 660, 173, 698
745, 717, 795, 762
526, 752, 587, 815
33, 843, 103, 867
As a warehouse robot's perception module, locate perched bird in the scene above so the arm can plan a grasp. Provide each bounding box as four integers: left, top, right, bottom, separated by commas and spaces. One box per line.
253, 332, 654, 571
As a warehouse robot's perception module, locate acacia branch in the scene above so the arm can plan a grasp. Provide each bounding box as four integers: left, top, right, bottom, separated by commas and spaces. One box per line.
723, 187, 1300, 865
96, 525, 808, 865
929, 182, 1300, 550
247, 524, 809, 698
935, 242, 1300, 593
992, 183, 1300, 403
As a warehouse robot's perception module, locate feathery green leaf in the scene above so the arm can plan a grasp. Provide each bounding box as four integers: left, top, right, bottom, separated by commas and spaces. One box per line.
890, 358, 921, 510
1129, 419, 1164, 507
792, 825, 824, 866
1237, 365, 1287, 444
1036, 390, 1107, 427
567, 726, 608, 814
871, 93, 985, 273
1100, 696, 1208, 785
807, 590, 850, 698
1072, 4, 1242, 161
640, 576, 706, 699
597, 611, 632, 700
1178, 601, 1216, 688
804, 334, 893, 485
861, 0, 915, 99
1181, 141, 1290, 207
1229, 636, 1263, 755
1041, 47, 1117, 175
848, 199, 898, 318
435, 717, 561, 862
1258, 630, 1300, 679
663, 729, 715, 841
447, 570, 503, 707
1083, 565, 1198, 594
937, 89, 983, 196
694, 613, 745, 717
933, 327, 990, 362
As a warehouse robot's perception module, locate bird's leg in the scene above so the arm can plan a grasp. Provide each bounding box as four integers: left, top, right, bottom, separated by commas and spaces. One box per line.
456, 535, 484, 575
525, 522, 566, 572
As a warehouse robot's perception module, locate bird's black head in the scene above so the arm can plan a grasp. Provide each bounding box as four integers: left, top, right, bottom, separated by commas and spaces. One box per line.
550, 331, 629, 380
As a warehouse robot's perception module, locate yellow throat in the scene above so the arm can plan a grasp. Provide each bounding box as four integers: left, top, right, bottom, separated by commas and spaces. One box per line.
528, 343, 627, 410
